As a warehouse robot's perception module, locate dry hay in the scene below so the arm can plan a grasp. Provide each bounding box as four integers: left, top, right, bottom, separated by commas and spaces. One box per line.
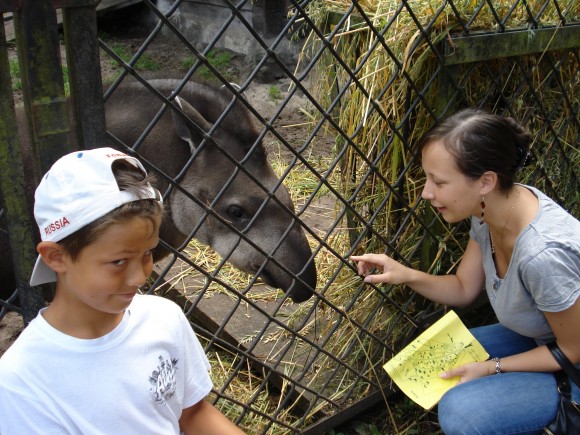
155, 1, 578, 432
299, 0, 578, 215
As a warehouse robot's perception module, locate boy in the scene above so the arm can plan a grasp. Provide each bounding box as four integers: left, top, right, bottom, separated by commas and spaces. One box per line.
0, 148, 245, 434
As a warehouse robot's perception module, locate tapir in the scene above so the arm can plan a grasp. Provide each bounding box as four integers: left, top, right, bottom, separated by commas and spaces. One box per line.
105, 79, 317, 302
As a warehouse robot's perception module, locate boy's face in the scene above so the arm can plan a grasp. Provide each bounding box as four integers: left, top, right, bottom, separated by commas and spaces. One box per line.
56, 215, 161, 315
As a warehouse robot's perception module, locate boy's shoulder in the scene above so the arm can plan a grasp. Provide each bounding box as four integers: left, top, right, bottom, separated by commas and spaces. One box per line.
0, 295, 184, 365
130, 292, 181, 311
129, 294, 186, 322
0, 312, 46, 377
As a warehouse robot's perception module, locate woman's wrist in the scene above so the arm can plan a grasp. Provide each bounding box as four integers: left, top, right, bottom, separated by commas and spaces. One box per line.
483, 358, 499, 376
486, 357, 503, 376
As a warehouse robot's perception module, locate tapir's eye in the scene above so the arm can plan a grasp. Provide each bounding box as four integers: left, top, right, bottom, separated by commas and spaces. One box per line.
227, 205, 247, 221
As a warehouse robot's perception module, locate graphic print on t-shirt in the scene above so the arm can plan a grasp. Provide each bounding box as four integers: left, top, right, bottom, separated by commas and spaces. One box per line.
149, 355, 179, 405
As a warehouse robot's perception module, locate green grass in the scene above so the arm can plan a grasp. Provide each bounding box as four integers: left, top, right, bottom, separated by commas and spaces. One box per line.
268, 85, 282, 101
9, 59, 21, 91
108, 43, 161, 72
181, 49, 235, 82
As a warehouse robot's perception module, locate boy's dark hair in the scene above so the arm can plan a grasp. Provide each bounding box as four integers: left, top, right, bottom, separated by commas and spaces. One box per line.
58, 159, 163, 260
418, 108, 532, 192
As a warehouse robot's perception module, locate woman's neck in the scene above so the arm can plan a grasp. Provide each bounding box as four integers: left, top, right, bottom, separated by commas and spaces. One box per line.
486, 185, 538, 260
486, 185, 523, 237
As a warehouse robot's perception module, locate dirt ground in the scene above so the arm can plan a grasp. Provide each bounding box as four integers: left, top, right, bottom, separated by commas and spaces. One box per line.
0, 312, 22, 356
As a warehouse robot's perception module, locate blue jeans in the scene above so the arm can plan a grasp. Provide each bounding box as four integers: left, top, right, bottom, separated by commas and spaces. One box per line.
438, 323, 580, 434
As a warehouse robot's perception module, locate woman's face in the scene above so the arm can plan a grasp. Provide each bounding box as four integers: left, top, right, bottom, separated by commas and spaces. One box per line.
421, 140, 482, 223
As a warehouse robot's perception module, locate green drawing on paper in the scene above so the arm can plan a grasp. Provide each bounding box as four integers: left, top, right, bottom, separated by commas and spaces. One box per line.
383, 311, 489, 409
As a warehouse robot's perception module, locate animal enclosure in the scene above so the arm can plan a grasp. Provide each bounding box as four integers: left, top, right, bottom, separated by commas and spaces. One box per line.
1, 0, 578, 433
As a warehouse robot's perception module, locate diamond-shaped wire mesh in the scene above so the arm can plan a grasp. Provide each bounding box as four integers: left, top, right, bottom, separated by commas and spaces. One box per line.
1, 0, 578, 433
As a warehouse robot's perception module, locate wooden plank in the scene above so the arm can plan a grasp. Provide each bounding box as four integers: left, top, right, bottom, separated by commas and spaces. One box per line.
444, 25, 580, 65
2, 0, 143, 42
1, 1, 96, 13
95, 0, 143, 13
62, 5, 107, 150
0, 18, 46, 323
0, 0, 139, 11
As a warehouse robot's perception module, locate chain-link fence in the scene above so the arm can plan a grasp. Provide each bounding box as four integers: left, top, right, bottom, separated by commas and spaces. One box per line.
1, 0, 578, 433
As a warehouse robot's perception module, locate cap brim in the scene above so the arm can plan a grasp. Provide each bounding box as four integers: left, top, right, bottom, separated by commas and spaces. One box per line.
30, 255, 57, 286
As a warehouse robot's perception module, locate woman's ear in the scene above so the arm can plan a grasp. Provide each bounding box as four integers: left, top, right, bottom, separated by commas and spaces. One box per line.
37, 242, 68, 274
479, 171, 497, 195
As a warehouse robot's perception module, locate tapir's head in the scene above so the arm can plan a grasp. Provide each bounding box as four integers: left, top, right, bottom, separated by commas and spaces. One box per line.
104, 79, 316, 303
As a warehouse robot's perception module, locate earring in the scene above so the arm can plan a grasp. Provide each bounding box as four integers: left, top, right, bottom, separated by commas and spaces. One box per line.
479, 196, 486, 224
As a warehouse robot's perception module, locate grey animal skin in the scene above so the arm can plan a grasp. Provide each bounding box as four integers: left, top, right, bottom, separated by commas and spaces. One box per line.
103, 79, 317, 303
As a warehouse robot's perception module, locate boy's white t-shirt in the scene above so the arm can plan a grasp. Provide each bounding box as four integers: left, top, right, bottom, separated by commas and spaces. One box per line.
0, 294, 212, 434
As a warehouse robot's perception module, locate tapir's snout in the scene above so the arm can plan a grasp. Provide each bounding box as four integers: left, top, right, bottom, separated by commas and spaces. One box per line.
263, 227, 317, 303
256, 254, 317, 303
286, 259, 317, 303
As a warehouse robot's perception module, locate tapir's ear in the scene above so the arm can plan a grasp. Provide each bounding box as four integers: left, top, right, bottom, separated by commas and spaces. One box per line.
171, 96, 213, 154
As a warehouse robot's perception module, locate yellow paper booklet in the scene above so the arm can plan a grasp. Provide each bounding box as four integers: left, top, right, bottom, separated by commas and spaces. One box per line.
383, 310, 489, 409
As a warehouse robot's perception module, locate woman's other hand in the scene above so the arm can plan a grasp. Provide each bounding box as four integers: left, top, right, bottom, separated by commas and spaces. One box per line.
440, 360, 495, 384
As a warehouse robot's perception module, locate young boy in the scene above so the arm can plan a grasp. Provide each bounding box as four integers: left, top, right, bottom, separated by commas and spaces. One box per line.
0, 148, 245, 434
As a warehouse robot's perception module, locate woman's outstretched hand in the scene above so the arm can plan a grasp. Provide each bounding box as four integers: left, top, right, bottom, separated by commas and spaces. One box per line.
350, 253, 411, 285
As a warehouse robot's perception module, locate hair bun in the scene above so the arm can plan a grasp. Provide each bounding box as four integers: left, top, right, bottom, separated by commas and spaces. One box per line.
504, 116, 531, 171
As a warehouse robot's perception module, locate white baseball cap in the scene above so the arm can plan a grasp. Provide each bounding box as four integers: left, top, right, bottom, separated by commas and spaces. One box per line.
30, 147, 161, 286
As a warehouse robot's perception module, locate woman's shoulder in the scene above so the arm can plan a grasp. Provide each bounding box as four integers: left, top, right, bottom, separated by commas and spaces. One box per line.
522, 184, 579, 240
523, 185, 576, 219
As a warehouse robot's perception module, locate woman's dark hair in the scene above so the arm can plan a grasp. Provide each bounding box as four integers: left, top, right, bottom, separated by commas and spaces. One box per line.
418, 108, 532, 192
58, 159, 164, 260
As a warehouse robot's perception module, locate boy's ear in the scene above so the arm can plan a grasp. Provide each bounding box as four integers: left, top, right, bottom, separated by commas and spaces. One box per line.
37, 242, 68, 273
479, 171, 497, 195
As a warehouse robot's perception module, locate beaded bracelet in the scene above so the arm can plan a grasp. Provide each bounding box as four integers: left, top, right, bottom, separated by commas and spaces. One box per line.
492, 357, 502, 374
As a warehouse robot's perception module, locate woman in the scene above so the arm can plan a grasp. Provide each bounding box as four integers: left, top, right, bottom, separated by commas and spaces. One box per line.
351, 108, 579, 434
